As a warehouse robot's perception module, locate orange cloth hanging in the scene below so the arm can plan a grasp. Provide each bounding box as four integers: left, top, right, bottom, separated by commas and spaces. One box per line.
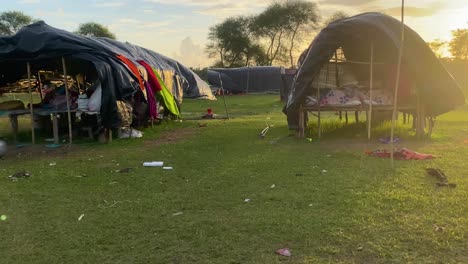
116, 54, 145, 91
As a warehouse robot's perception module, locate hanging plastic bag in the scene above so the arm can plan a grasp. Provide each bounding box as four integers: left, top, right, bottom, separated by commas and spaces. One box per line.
88, 84, 102, 112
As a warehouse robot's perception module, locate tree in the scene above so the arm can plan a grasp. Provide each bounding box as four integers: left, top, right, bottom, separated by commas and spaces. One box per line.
249, 1, 320, 67
449, 28, 468, 61
0, 11, 34, 35
206, 16, 264, 67
428, 39, 446, 58
324, 11, 349, 26
283, 0, 320, 68
75, 22, 116, 39
250, 3, 290, 66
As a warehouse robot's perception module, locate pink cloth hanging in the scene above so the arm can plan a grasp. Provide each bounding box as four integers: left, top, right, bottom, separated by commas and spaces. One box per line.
145, 81, 158, 119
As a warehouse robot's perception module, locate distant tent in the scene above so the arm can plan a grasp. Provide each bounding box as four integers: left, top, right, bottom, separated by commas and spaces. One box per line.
207, 66, 295, 96
0, 21, 215, 127
285, 12, 465, 131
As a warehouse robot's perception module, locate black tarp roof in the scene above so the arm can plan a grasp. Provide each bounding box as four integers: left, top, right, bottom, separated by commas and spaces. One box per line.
285, 12, 465, 128
0, 21, 215, 127
207, 66, 288, 94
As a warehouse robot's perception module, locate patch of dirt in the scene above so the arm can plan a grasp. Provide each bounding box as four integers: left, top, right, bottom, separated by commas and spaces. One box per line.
314, 138, 430, 153
0, 143, 82, 161
145, 127, 198, 146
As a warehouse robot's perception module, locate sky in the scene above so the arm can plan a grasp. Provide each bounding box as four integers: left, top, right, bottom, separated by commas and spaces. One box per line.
3, 0, 468, 67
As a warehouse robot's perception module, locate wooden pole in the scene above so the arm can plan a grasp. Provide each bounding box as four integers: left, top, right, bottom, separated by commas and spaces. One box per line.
62, 57, 73, 144
246, 66, 250, 94
368, 42, 374, 140
27, 62, 35, 144
218, 73, 230, 119
391, 0, 405, 168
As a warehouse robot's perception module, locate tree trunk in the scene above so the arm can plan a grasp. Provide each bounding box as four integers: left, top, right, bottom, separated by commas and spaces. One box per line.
266, 34, 276, 64
219, 48, 225, 67
289, 25, 299, 68
270, 30, 284, 65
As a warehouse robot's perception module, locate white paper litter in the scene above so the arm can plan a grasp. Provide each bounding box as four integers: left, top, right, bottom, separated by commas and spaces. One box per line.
143, 161, 164, 167
78, 214, 85, 221
163, 167, 173, 170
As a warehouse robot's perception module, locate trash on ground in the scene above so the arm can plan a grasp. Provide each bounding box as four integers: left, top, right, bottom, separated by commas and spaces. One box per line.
45, 144, 61, 148
433, 224, 445, 232
357, 246, 364, 251
366, 148, 435, 160
379, 136, 401, 144
0, 215, 7, 221
270, 184, 276, 189
78, 214, 85, 221
8, 170, 31, 181
143, 161, 164, 167
260, 125, 271, 138
244, 198, 251, 203
202, 108, 215, 119
163, 167, 173, 170
172, 212, 183, 216
276, 248, 291, 257
426, 168, 456, 188
322, 170, 328, 173
49, 162, 56, 166
116, 167, 133, 173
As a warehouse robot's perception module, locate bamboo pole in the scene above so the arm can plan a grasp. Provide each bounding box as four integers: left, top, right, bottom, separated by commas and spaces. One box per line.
218, 73, 230, 119
62, 57, 73, 144
390, 0, 405, 168
246, 66, 250, 94
27, 62, 35, 144
367, 42, 374, 140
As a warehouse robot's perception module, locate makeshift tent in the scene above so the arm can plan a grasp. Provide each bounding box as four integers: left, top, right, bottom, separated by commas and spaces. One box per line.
0, 21, 215, 128
285, 12, 465, 136
207, 67, 295, 96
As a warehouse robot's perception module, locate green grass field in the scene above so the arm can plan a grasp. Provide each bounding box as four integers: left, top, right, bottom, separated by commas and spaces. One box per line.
0, 95, 467, 263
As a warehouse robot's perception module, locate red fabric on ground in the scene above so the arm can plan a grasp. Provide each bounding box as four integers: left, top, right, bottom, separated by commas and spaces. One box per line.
366, 148, 435, 160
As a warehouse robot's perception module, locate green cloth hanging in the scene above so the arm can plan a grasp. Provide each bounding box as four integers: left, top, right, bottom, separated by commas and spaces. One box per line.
152, 69, 180, 117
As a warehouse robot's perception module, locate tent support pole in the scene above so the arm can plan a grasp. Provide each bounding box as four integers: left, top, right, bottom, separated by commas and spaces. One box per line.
62, 57, 73, 144
367, 42, 374, 140
246, 66, 250, 94
391, 0, 405, 168
335, 51, 340, 88
27, 62, 35, 144
218, 74, 230, 120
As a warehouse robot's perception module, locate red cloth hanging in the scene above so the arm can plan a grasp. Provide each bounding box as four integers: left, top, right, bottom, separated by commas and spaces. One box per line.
137, 60, 162, 92
116, 54, 145, 91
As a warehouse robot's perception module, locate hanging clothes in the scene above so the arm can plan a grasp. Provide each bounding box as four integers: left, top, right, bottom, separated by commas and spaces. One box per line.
137, 60, 179, 117
145, 81, 158, 119
137, 60, 162, 92
153, 69, 180, 117
116, 54, 145, 92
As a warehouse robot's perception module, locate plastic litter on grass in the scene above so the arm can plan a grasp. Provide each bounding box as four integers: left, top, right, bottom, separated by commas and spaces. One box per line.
276, 248, 291, 257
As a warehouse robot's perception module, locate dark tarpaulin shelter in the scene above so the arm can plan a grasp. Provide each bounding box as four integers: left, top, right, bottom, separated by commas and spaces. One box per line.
285, 12, 465, 130
0, 21, 215, 127
207, 66, 294, 95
